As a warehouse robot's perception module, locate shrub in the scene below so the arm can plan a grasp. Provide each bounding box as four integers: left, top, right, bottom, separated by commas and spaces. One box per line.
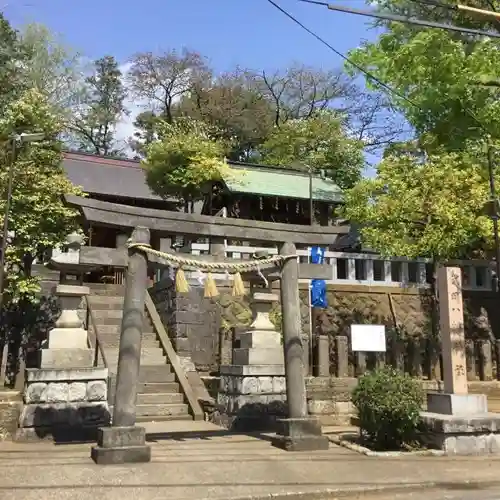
351, 366, 424, 451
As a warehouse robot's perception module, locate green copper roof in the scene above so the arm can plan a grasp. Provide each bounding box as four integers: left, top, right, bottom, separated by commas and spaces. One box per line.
223, 163, 343, 203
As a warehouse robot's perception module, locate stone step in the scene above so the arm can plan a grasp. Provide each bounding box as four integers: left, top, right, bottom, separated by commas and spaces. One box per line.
91, 324, 155, 335
91, 309, 123, 321
88, 296, 124, 310
109, 403, 190, 419
135, 413, 194, 423
108, 382, 180, 400
106, 356, 167, 370
136, 403, 190, 418
98, 334, 160, 349
88, 284, 126, 296
92, 315, 155, 327
137, 393, 184, 405
109, 365, 175, 382
0, 391, 21, 403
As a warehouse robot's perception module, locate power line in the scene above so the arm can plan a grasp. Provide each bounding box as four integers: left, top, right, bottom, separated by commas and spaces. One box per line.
268, 0, 492, 137
266, 0, 421, 109
297, 0, 500, 38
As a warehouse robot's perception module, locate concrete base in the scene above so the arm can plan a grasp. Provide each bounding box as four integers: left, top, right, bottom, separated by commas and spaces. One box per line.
40, 348, 93, 369
218, 364, 287, 431
420, 411, 500, 455
232, 348, 284, 366
427, 392, 488, 415
91, 426, 151, 464
18, 367, 110, 442
91, 445, 152, 464
421, 391, 500, 455
272, 417, 330, 452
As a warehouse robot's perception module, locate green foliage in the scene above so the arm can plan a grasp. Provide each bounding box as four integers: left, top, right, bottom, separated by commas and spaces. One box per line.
348, 7, 500, 151
0, 88, 83, 303
71, 55, 127, 156
0, 13, 29, 115
260, 110, 364, 189
130, 110, 162, 158
143, 118, 231, 206
343, 150, 492, 260
176, 73, 275, 161
352, 367, 424, 451
19, 23, 84, 114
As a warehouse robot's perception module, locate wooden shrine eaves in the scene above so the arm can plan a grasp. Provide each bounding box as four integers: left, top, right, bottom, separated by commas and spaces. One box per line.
66, 195, 349, 246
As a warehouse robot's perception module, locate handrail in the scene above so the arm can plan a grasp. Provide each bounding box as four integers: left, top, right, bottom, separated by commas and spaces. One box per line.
85, 296, 108, 369
144, 291, 204, 421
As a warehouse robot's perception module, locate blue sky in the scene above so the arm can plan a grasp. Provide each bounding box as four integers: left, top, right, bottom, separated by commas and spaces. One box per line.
6, 0, 380, 77
5, 0, 386, 168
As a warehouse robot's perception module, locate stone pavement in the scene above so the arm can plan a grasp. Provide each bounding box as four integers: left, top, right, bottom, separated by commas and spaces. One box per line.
2, 421, 500, 500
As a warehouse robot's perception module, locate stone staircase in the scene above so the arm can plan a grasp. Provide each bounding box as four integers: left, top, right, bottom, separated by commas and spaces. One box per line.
87, 283, 193, 423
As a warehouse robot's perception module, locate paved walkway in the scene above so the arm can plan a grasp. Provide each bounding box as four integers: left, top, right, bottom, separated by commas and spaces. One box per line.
2, 421, 500, 500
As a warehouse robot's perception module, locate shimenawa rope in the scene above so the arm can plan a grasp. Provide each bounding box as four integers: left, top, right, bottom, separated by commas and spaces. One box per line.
127, 242, 297, 297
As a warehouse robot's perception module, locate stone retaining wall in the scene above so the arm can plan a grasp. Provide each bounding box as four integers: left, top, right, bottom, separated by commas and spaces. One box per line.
17, 367, 110, 441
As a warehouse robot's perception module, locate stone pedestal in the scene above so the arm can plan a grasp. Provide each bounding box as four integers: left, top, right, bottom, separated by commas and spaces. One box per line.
218, 289, 287, 430
40, 284, 93, 369
272, 417, 330, 451
19, 244, 111, 441
421, 266, 500, 455
17, 368, 110, 441
91, 426, 151, 464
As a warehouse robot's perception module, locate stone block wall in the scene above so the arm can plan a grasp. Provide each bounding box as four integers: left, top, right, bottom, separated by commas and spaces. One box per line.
24, 379, 107, 405
17, 368, 110, 440
149, 278, 221, 372
218, 373, 287, 414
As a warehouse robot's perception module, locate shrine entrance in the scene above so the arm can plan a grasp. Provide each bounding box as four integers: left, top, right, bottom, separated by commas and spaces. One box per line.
64, 195, 348, 464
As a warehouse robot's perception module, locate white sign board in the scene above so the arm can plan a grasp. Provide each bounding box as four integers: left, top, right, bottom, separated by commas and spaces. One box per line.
350, 324, 386, 352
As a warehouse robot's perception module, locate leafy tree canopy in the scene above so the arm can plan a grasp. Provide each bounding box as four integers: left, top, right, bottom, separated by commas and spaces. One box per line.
0, 88, 83, 302
259, 110, 365, 190
349, 27, 500, 151
143, 118, 231, 209
343, 149, 492, 261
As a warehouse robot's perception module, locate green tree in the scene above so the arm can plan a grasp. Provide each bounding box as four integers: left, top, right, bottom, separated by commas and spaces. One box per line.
143, 118, 230, 211
348, 4, 500, 152
0, 88, 83, 302
130, 110, 162, 158
259, 110, 365, 189
0, 13, 29, 115
70, 55, 128, 156
176, 72, 275, 161
342, 150, 492, 260
19, 23, 84, 115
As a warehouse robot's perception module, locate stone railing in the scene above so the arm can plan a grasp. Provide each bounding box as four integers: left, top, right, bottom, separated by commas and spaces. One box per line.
188, 243, 493, 291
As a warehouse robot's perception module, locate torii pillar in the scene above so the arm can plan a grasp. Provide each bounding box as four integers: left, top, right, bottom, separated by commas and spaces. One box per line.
271, 242, 329, 451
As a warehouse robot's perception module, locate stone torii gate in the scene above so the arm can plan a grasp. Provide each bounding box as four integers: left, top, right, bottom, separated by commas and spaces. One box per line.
65, 196, 349, 464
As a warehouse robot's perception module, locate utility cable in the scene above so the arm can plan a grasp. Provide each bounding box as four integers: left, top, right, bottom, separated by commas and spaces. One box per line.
267, 0, 493, 137
297, 0, 500, 38
266, 0, 421, 109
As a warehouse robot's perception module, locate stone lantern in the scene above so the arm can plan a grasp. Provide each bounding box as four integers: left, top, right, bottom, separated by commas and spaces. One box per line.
17, 232, 110, 441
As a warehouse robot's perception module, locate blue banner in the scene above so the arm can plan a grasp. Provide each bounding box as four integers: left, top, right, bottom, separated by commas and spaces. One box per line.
310, 246, 327, 309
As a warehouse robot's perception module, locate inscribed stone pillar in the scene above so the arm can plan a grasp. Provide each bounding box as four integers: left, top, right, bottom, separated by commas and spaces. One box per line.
420, 268, 500, 455
426, 266, 488, 416
438, 266, 468, 395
